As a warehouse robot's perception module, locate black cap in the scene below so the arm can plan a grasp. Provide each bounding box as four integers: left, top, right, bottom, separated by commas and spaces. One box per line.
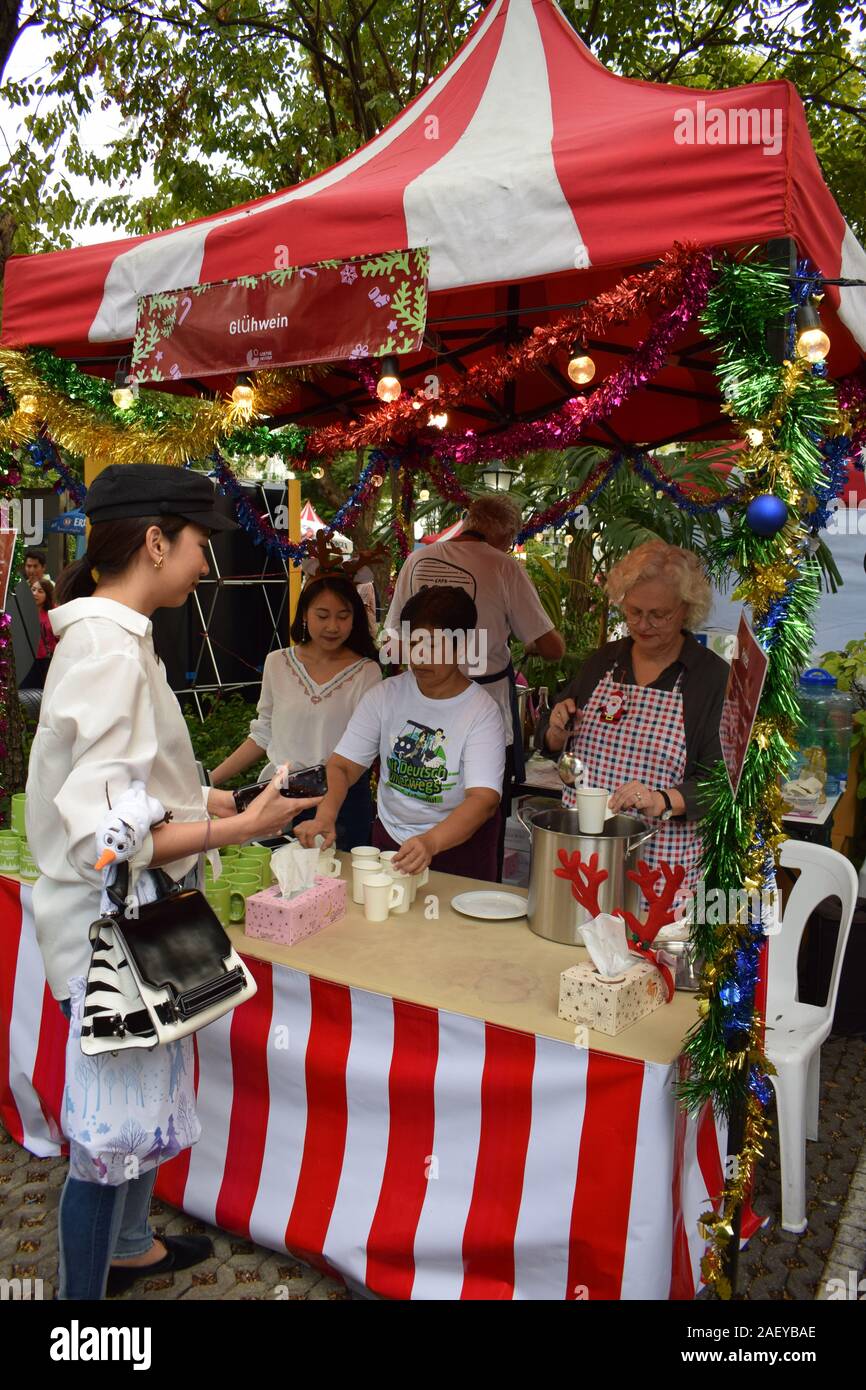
84, 464, 237, 531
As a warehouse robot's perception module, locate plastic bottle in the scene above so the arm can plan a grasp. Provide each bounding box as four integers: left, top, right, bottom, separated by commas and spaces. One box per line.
796, 669, 855, 796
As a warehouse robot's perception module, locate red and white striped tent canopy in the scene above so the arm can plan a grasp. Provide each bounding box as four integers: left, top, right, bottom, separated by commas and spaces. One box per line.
299, 500, 325, 534
3, 0, 865, 448
421, 518, 464, 544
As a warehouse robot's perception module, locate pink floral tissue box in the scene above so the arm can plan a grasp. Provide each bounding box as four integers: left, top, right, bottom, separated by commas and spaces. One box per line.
558, 959, 666, 1036
244, 877, 347, 946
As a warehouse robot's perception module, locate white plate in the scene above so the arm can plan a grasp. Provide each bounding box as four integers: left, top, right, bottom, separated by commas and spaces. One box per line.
450, 891, 527, 920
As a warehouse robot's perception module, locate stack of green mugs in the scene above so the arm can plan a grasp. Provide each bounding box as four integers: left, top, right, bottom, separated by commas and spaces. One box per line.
1, 794, 37, 881
204, 845, 274, 927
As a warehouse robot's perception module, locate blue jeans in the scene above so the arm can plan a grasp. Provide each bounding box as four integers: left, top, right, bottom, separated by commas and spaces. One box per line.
57, 998, 159, 1300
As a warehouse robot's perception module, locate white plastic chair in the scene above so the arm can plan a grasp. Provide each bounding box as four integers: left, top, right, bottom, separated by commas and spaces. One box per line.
765, 839, 859, 1232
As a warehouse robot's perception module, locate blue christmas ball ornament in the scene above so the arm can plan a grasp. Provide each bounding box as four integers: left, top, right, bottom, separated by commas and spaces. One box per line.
746, 494, 788, 537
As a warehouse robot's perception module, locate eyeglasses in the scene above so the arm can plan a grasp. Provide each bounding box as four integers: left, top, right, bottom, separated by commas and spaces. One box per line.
622, 605, 681, 629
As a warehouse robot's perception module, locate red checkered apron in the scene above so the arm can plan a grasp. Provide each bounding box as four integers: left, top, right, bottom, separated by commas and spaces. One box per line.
563, 667, 703, 898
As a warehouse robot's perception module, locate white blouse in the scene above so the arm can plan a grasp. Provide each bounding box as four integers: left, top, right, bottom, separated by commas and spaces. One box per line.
26, 598, 209, 1000
249, 646, 382, 771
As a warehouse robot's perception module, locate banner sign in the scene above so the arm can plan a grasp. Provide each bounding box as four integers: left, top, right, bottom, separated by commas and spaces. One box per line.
132, 247, 429, 384
719, 612, 769, 798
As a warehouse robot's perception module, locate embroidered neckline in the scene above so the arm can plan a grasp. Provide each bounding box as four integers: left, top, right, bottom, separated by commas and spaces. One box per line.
284, 647, 371, 702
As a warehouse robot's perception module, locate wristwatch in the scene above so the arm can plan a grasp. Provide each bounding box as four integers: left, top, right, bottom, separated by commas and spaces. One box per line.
657, 789, 674, 822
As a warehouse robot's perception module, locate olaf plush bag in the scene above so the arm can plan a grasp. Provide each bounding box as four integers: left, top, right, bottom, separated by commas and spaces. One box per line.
81, 791, 256, 1054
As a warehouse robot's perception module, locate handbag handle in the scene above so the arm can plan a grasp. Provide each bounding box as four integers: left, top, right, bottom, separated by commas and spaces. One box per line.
105, 859, 182, 914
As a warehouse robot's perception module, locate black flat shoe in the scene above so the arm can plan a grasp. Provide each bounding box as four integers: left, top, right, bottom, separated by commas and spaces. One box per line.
106, 1234, 214, 1297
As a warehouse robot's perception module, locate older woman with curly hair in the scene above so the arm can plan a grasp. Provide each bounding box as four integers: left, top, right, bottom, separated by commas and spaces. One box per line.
536, 540, 729, 894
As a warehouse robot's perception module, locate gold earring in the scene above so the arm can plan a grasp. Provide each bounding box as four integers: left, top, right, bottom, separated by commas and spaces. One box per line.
153, 555, 164, 570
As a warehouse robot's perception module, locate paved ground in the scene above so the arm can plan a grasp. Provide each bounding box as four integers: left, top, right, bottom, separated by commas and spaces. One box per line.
1, 1034, 863, 1302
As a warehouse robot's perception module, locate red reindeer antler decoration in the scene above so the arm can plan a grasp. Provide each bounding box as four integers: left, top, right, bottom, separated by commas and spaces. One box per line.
554, 848, 609, 918
619, 860, 686, 945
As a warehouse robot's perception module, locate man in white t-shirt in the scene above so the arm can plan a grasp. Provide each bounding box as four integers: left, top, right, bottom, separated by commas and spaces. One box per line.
385, 493, 564, 873
297, 586, 505, 881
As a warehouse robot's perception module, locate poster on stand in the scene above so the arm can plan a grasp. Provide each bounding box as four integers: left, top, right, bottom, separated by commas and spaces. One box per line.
719, 611, 769, 798
0, 530, 17, 611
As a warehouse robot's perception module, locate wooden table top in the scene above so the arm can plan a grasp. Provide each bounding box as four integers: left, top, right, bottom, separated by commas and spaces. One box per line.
230, 853, 699, 1067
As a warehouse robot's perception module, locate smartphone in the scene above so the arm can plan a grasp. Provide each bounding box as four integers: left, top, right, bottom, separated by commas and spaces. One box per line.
280, 764, 328, 799
232, 764, 328, 814
232, 780, 269, 814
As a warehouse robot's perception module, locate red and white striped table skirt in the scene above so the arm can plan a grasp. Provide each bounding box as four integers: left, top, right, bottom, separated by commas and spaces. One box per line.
0, 875, 744, 1299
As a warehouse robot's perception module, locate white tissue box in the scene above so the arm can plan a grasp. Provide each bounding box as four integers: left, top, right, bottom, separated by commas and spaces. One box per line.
558, 959, 666, 1036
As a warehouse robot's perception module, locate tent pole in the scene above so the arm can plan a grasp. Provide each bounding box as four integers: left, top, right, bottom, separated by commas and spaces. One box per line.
765, 237, 798, 364
287, 477, 301, 643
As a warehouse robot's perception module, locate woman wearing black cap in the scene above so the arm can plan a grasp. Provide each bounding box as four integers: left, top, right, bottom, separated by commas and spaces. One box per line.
25, 464, 321, 1301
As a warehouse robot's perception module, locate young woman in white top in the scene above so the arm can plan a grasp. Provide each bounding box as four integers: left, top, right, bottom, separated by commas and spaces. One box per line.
211, 573, 382, 849
26, 464, 320, 1301
297, 586, 505, 881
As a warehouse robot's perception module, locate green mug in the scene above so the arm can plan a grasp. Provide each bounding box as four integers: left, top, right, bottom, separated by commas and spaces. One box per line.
11, 794, 26, 839
220, 846, 241, 862
204, 880, 230, 927
237, 846, 272, 887
18, 844, 39, 882
0, 831, 20, 875
225, 872, 259, 924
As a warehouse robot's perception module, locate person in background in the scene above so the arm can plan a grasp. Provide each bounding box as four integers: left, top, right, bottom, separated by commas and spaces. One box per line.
385, 493, 564, 877
24, 548, 51, 584
535, 540, 728, 898
20, 577, 58, 689
210, 572, 382, 849
26, 463, 319, 1301
297, 585, 505, 881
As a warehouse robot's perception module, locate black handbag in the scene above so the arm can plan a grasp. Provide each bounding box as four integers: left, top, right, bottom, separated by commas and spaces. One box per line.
81, 863, 257, 1054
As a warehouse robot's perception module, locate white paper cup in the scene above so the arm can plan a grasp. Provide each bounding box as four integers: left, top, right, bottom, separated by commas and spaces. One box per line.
350, 845, 380, 861
317, 853, 341, 879
363, 872, 405, 922
351, 860, 381, 905
384, 866, 413, 914
576, 787, 610, 834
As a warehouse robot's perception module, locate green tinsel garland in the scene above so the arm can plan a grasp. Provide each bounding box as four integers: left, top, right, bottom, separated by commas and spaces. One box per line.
678, 250, 841, 1119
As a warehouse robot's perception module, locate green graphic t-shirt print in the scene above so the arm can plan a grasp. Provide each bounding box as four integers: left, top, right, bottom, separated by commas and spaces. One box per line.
387, 720, 458, 804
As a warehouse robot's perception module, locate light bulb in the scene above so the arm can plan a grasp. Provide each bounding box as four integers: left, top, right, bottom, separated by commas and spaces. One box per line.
428, 410, 448, 429
796, 327, 831, 363
567, 351, 595, 386
371, 473, 384, 488
112, 386, 135, 410
746, 428, 764, 447
376, 355, 401, 403
795, 302, 830, 363
419, 488, 430, 501
564, 533, 574, 546
310, 466, 324, 480
232, 372, 255, 407
17, 394, 38, 415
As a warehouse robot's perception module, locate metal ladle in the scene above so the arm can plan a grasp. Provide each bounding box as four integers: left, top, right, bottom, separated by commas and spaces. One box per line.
556, 717, 584, 787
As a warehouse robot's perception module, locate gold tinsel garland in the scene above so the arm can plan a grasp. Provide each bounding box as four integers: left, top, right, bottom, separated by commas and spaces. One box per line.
698, 1092, 772, 1300
0, 351, 321, 467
